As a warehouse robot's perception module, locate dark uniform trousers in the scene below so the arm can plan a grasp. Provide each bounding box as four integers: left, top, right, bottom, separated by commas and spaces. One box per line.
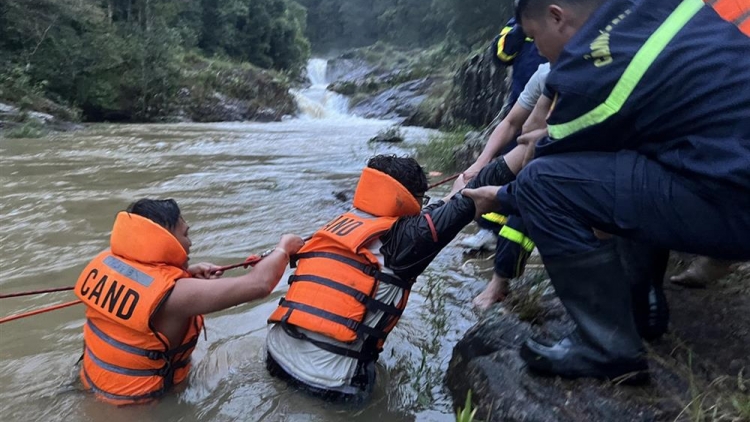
499, 150, 750, 261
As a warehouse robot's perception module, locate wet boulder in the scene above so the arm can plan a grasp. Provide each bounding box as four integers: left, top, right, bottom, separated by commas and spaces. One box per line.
351, 78, 434, 120
442, 46, 510, 129
369, 126, 405, 143
446, 265, 750, 422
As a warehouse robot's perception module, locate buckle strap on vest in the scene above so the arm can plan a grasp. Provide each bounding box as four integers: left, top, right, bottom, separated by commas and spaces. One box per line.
287, 274, 403, 318
163, 336, 198, 358
292, 252, 374, 272
87, 319, 196, 361
87, 320, 165, 361
292, 251, 411, 290
280, 299, 388, 340
82, 366, 165, 403
85, 346, 166, 377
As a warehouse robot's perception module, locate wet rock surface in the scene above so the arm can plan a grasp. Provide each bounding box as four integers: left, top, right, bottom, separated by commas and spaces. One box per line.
443, 46, 509, 128
351, 78, 434, 120
368, 132, 404, 143
0, 101, 83, 136
174, 66, 297, 123
446, 260, 750, 422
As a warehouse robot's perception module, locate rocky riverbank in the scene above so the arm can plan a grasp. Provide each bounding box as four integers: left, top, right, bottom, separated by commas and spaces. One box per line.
324, 42, 509, 130
1, 56, 298, 138
446, 257, 750, 422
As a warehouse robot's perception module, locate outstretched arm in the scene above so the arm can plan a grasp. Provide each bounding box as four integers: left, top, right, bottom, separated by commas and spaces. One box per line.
463, 103, 532, 181
379, 194, 476, 280
158, 234, 304, 318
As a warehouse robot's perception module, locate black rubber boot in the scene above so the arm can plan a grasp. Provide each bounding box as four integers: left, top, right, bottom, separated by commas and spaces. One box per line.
466, 156, 516, 189
616, 238, 670, 341
520, 243, 649, 383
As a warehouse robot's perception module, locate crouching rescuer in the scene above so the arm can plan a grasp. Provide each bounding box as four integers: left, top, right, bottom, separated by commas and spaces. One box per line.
266, 154, 515, 400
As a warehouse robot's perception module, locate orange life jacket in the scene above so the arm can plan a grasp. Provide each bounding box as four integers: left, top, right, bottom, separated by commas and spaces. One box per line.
75, 212, 204, 405
707, 0, 750, 35
268, 167, 422, 361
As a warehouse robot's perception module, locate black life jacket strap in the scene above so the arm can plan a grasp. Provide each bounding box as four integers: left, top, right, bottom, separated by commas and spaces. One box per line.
280, 299, 388, 340
87, 320, 166, 361
292, 251, 411, 290
82, 366, 166, 402
163, 336, 198, 358
288, 274, 403, 318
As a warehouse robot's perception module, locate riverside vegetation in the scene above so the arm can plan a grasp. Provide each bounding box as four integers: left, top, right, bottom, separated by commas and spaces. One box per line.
0, 0, 514, 135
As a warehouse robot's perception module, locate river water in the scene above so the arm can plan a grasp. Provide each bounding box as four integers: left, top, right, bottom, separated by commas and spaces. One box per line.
0, 60, 490, 421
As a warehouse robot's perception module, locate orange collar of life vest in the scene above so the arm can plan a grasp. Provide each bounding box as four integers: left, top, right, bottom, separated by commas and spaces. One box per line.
110, 212, 188, 268
352, 168, 422, 217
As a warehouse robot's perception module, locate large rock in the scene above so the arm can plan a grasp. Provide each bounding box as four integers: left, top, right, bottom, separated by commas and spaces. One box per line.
0, 101, 82, 135
326, 57, 378, 84
350, 78, 435, 120
443, 46, 510, 128
446, 264, 750, 422
451, 103, 513, 170
175, 66, 297, 123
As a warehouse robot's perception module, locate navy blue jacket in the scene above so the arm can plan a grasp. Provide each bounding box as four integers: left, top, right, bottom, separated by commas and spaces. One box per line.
536, 0, 750, 191
491, 18, 547, 106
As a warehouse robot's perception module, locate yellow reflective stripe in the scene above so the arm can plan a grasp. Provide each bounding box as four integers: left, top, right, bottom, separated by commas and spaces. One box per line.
547, 0, 705, 140
499, 226, 536, 252
481, 212, 508, 225
496, 27, 518, 62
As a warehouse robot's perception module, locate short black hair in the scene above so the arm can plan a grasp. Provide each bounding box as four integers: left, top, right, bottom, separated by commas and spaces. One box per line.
367, 154, 428, 197
516, 0, 605, 20
126, 198, 182, 231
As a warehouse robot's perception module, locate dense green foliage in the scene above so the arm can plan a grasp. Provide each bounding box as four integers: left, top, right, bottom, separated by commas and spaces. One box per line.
298, 0, 513, 52
0, 0, 512, 122
0, 0, 310, 121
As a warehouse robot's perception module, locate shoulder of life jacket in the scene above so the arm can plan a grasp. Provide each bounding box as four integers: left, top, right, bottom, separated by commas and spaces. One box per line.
268, 167, 420, 359
706, 0, 750, 36
74, 212, 204, 405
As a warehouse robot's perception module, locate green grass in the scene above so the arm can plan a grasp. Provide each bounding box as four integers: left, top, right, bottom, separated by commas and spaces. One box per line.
456, 390, 478, 422
415, 126, 473, 173
506, 269, 549, 324
3, 121, 47, 139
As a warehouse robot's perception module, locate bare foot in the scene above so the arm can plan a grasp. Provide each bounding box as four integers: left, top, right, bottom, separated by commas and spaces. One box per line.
473, 275, 509, 311
670, 256, 733, 287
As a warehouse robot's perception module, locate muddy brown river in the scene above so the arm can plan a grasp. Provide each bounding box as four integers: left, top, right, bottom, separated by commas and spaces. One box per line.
0, 117, 492, 421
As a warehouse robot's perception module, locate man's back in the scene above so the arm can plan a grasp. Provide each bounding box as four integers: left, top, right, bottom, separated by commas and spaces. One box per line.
540, 0, 750, 190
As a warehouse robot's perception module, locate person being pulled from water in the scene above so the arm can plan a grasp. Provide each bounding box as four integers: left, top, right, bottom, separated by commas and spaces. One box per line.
74, 199, 304, 405
265, 154, 515, 401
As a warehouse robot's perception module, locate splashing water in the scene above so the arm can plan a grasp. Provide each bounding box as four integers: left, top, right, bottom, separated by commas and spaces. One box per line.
292, 58, 351, 119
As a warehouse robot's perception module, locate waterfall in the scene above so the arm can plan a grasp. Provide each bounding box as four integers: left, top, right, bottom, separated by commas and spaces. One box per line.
293, 58, 350, 119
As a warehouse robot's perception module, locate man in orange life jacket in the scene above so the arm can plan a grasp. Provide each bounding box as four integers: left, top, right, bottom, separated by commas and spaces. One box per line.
265, 154, 513, 400
75, 198, 304, 405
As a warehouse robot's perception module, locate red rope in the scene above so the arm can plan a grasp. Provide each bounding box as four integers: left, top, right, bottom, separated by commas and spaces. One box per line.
211, 255, 263, 273
427, 173, 460, 190
0, 300, 82, 324
0, 245, 310, 322
0, 286, 75, 299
